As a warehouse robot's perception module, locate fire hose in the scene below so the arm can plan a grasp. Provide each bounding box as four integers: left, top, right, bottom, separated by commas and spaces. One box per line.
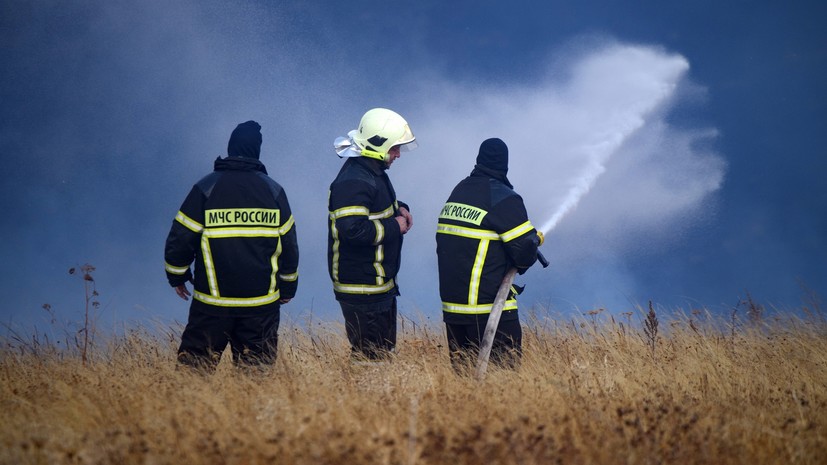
475, 251, 549, 380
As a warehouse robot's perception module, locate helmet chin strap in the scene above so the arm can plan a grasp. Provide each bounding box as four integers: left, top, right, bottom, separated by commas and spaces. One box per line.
360, 148, 389, 163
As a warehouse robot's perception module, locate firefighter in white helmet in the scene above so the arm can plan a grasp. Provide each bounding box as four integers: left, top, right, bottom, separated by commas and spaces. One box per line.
328, 108, 417, 361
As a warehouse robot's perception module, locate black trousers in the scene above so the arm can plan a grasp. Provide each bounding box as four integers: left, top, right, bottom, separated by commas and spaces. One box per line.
177, 305, 280, 371
445, 317, 522, 372
339, 297, 397, 360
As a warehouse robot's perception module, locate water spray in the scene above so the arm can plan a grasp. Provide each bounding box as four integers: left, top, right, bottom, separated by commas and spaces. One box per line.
475, 138, 624, 380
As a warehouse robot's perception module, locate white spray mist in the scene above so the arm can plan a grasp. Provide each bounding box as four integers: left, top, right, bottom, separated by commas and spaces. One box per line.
539, 125, 639, 234
532, 47, 690, 235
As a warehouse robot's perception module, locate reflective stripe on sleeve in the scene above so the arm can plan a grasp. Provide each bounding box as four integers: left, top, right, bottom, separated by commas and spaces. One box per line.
164, 262, 190, 275
368, 205, 395, 220
279, 215, 295, 235
278, 272, 298, 282
330, 206, 369, 219
175, 211, 204, 233
500, 220, 534, 242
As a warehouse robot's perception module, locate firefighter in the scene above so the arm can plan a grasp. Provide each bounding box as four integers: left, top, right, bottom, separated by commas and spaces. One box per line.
328, 108, 417, 361
164, 120, 299, 371
436, 137, 543, 372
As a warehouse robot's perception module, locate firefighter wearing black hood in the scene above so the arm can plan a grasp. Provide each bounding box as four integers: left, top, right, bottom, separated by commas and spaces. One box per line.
436, 138, 542, 372
328, 108, 417, 361
164, 121, 299, 371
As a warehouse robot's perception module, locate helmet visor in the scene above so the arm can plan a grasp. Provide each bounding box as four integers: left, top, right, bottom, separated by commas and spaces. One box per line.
393, 124, 417, 152
398, 140, 418, 152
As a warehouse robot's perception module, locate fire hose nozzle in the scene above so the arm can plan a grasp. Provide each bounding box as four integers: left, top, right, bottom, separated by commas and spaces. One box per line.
537, 251, 550, 268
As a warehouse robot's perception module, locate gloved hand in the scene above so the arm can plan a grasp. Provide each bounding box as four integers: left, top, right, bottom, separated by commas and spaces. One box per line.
537, 230, 545, 246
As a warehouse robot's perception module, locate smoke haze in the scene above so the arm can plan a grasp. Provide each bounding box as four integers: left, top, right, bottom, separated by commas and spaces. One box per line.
0, 1, 736, 331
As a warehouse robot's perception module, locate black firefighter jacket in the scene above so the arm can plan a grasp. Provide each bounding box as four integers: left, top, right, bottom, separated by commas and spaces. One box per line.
436, 165, 539, 324
164, 156, 299, 317
327, 156, 407, 303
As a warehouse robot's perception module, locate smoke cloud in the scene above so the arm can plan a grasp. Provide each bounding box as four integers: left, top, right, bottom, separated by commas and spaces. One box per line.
397, 43, 726, 314
0, 1, 725, 331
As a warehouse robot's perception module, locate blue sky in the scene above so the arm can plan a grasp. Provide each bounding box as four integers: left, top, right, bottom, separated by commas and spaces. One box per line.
1, 0, 825, 333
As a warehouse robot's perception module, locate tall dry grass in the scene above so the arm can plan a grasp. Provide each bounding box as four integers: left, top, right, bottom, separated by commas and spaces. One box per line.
1, 306, 825, 464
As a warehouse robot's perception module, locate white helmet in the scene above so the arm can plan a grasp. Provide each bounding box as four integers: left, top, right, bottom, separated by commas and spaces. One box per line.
350, 108, 417, 162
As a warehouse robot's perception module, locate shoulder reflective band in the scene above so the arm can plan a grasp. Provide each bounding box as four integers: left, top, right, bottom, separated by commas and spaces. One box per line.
441, 300, 518, 314
500, 220, 534, 242
439, 202, 488, 226
436, 224, 500, 240
175, 211, 204, 233
205, 208, 280, 227
333, 279, 396, 295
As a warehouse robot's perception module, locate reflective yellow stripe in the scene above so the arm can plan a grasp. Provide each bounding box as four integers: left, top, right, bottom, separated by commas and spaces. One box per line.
439, 202, 488, 226
192, 214, 293, 304
200, 236, 218, 296
203, 228, 281, 238
278, 272, 298, 282
442, 300, 518, 314
331, 219, 340, 281
334, 279, 395, 295
374, 245, 385, 283
436, 224, 500, 240
501, 220, 534, 242
164, 262, 190, 275
368, 205, 395, 220
193, 290, 280, 307
205, 208, 279, 227
372, 219, 384, 245
279, 215, 295, 235
175, 211, 203, 233
269, 234, 281, 294
330, 206, 369, 219
468, 239, 490, 305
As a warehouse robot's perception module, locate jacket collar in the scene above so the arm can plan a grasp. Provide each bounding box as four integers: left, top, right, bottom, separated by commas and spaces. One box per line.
352, 155, 387, 175
471, 164, 513, 189
214, 156, 268, 175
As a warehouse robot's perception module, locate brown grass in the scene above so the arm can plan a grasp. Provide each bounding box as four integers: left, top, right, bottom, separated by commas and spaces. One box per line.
1, 307, 825, 464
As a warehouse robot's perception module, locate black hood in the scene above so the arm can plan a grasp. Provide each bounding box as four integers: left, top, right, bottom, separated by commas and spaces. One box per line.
214, 155, 268, 175
227, 120, 262, 159
475, 137, 508, 173
470, 164, 513, 189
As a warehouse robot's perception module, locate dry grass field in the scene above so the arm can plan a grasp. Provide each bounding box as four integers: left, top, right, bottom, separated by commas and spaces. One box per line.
1, 304, 825, 464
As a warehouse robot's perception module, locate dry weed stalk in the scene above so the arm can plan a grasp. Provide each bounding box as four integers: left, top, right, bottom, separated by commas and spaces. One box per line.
68, 263, 100, 365
643, 300, 659, 361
